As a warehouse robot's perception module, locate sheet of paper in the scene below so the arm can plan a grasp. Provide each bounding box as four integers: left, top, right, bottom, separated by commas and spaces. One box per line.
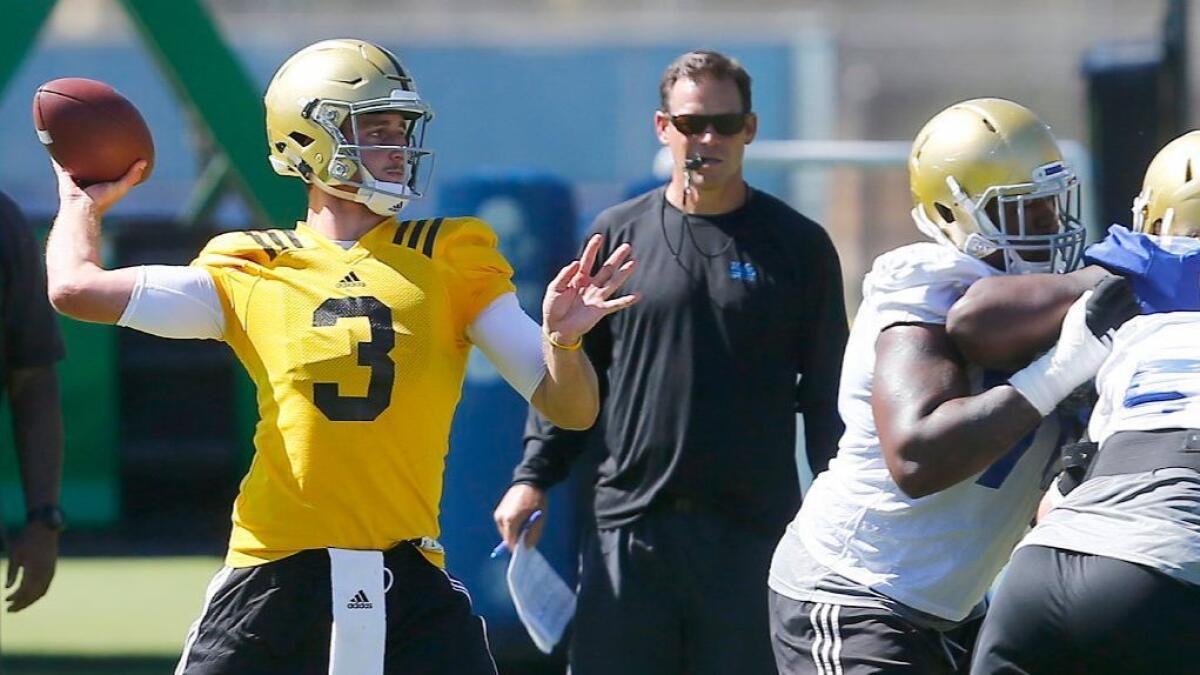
506, 534, 576, 654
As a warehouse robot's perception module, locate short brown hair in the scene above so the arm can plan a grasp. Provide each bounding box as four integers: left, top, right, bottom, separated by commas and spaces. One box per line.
659, 50, 752, 113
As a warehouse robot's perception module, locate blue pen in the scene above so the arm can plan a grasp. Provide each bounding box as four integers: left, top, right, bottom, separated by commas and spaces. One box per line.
490, 509, 543, 558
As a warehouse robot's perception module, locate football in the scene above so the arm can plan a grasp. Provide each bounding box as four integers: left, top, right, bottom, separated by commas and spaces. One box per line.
32, 77, 155, 187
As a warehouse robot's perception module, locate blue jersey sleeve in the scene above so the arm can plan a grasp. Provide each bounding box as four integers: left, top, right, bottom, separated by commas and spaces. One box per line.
1084, 225, 1200, 313
1084, 225, 1153, 277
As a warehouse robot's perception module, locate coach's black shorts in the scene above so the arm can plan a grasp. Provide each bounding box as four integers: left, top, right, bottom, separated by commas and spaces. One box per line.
769, 590, 978, 675
971, 545, 1200, 675
175, 543, 497, 675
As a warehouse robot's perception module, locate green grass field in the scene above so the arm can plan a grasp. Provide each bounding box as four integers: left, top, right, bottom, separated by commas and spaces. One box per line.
1, 556, 221, 674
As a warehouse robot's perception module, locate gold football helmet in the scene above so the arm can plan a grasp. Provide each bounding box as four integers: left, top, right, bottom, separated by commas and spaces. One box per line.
264, 39, 434, 215
909, 98, 1084, 274
1132, 130, 1200, 238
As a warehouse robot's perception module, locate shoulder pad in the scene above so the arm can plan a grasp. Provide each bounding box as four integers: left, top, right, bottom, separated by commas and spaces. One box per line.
197, 229, 307, 265
861, 243, 997, 324
864, 243, 994, 298
391, 216, 498, 259
1087, 225, 1200, 313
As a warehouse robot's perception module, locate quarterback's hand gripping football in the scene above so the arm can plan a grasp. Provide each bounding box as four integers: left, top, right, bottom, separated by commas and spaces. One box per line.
52, 158, 146, 218
1009, 276, 1139, 416
542, 234, 640, 346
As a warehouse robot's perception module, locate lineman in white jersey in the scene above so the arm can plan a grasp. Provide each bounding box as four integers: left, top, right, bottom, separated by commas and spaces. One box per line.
768, 99, 1112, 674
972, 131, 1200, 675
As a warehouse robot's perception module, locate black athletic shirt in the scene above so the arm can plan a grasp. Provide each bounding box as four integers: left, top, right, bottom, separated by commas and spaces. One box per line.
513, 186, 848, 535
0, 191, 64, 381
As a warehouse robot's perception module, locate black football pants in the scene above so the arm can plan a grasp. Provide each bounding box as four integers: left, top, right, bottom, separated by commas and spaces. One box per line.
972, 545, 1200, 675
176, 543, 497, 674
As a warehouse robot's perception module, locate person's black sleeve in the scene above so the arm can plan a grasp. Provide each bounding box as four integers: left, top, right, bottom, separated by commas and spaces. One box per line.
796, 228, 847, 476
0, 192, 65, 370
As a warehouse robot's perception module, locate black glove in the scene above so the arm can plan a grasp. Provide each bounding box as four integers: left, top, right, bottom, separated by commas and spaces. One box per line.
1085, 276, 1140, 339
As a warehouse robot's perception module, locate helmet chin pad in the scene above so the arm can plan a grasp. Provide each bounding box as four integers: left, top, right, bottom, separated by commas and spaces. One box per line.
311, 171, 418, 216
357, 175, 417, 216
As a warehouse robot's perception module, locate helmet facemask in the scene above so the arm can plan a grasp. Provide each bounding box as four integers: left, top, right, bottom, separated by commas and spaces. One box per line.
943, 161, 1085, 274
306, 94, 435, 216
1132, 185, 1154, 233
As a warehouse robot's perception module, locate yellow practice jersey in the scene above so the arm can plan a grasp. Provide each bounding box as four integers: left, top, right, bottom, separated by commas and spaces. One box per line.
192, 217, 515, 568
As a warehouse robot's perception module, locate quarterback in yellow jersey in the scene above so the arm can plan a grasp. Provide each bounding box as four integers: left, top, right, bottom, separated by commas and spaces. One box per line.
198, 215, 523, 570
44, 39, 638, 675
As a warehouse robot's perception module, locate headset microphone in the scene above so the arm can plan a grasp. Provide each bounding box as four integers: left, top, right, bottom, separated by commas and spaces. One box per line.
684, 156, 703, 170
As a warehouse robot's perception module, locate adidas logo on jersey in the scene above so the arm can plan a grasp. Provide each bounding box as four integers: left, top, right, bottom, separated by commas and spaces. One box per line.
346, 589, 373, 609
336, 271, 366, 288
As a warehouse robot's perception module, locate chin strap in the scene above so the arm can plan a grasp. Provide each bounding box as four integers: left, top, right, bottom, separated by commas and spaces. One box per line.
296, 164, 411, 216
961, 233, 1000, 260
913, 207, 1054, 274
911, 207, 956, 246
912, 207, 994, 258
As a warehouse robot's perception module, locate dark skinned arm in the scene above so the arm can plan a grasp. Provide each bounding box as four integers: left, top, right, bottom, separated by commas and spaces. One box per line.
874, 323, 1044, 498
5, 365, 63, 612
946, 265, 1110, 371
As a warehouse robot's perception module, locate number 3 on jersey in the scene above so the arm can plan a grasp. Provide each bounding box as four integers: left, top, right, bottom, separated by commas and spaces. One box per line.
312, 296, 395, 421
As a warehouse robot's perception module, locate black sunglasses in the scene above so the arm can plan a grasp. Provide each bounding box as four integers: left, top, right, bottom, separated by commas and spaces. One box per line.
668, 113, 748, 136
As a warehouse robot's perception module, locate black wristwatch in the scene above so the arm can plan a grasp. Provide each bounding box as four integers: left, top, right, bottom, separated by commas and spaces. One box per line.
26, 505, 66, 533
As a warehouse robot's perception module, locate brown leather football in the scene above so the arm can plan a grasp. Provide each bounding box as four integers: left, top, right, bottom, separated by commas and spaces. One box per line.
32, 77, 155, 187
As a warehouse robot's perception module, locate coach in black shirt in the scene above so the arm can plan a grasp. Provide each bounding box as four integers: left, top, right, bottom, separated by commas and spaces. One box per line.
494, 50, 847, 674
